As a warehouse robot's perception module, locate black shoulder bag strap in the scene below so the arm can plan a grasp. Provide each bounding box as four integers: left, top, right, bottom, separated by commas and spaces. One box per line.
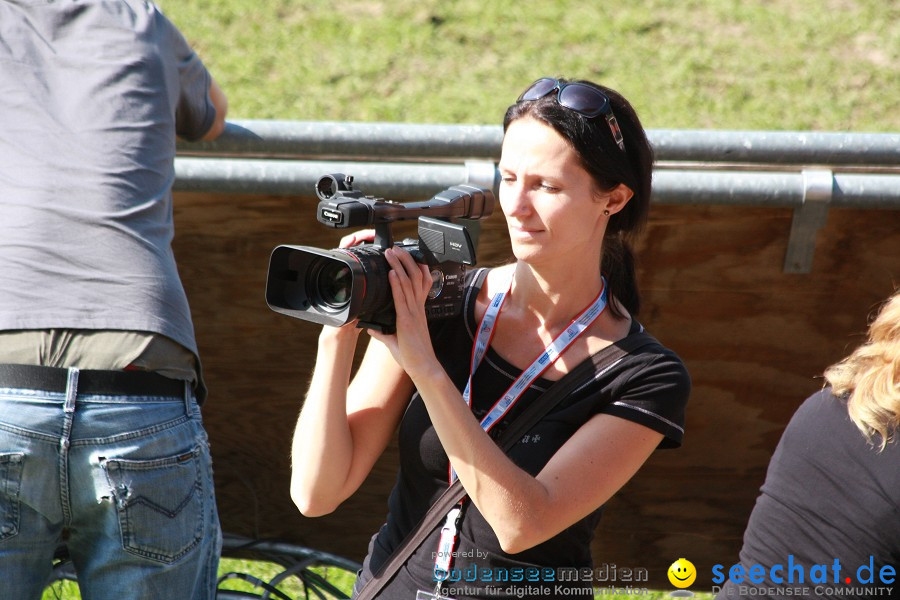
354, 330, 657, 600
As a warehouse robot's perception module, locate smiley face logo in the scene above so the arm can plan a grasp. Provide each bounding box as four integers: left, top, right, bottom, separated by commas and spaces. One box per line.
668, 558, 696, 589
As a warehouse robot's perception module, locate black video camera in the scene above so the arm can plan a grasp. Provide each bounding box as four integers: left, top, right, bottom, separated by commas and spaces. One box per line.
265, 174, 495, 333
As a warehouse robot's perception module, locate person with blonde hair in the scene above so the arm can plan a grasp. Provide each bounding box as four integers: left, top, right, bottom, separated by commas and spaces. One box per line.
825, 292, 900, 450
716, 290, 900, 599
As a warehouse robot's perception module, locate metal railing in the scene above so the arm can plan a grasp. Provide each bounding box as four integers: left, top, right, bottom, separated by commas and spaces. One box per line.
175, 120, 900, 272
178, 120, 900, 167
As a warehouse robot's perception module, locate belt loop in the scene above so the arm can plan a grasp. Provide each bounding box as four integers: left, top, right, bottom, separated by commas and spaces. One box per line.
65, 367, 79, 412
183, 380, 193, 416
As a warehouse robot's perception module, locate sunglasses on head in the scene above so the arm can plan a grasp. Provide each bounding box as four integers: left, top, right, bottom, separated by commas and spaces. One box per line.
518, 77, 625, 151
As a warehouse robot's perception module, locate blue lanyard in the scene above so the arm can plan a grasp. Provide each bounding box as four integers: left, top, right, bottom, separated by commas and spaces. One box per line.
434, 273, 608, 582
462, 275, 609, 438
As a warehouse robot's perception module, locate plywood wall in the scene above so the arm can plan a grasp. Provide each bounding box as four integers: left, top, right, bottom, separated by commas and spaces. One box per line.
173, 191, 898, 587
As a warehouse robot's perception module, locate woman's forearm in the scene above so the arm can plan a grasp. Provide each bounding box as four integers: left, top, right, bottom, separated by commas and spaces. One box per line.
290, 327, 361, 516
411, 362, 662, 555
409, 364, 552, 552
291, 326, 415, 517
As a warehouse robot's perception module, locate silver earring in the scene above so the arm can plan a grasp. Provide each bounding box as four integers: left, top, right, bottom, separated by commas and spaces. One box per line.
603, 209, 610, 216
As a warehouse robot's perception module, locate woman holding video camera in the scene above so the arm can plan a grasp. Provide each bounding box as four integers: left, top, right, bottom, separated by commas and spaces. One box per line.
291, 77, 690, 600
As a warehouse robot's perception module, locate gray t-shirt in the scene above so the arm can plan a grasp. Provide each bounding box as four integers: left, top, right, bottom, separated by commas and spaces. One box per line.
0, 0, 215, 355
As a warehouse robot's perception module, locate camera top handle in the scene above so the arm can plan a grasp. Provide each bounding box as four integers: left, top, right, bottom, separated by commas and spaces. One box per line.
314, 173, 494, 248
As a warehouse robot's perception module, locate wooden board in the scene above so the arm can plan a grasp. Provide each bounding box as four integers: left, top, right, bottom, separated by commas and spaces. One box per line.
173, 192, 898, 588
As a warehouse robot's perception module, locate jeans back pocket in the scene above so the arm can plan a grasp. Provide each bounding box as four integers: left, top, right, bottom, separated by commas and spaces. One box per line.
103, 445, 206, 564
0, 452, 24, 541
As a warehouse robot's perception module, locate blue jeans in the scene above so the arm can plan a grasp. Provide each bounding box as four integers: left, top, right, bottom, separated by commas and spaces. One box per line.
0, 369, 221, 600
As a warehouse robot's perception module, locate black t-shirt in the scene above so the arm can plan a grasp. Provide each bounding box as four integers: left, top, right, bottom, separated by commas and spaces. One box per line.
355, 268, 691, 599
716, 388, 900, 600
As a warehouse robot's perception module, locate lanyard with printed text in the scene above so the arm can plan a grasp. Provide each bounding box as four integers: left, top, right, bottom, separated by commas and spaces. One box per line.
432, 273, 608, 584
462, 275, 609, 437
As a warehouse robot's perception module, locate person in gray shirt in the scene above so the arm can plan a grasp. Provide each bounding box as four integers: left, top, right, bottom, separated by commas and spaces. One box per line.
0, 1, 227, 598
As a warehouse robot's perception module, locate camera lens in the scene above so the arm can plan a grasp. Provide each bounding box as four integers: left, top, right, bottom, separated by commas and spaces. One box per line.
313, 261, 352, 309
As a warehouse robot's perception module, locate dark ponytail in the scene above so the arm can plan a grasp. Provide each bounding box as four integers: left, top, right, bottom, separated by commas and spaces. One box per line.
600, 233, 639, 318
504, 77, 654, 319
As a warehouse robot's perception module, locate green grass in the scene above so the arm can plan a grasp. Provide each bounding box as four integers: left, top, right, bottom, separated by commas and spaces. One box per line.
40, 559, 353, 600
157, 0, 899, 132
41, 558, 716, 599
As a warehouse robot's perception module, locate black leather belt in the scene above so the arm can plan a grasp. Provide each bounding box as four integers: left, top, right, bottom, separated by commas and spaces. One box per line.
0, 363, 184, 397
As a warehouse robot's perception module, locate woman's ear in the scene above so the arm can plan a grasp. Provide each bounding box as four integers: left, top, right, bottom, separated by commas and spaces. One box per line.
603, 183, 634, 215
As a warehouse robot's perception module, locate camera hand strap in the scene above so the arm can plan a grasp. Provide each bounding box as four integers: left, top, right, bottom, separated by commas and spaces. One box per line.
354, 329, 657, 600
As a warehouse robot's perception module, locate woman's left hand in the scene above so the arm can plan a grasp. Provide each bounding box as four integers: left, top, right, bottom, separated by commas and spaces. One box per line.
368, 247, 441, 379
